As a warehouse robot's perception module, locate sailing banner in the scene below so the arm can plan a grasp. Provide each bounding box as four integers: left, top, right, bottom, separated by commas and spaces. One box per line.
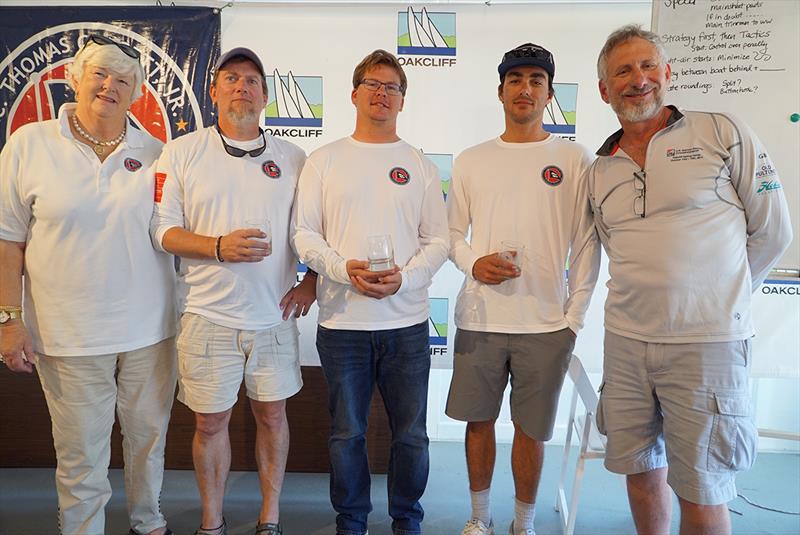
0, 6, 220, 147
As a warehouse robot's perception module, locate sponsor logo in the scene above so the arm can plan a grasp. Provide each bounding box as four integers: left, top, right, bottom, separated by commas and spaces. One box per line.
755, 162, 777, 181
397, 8, 457, 68
389, 166, 410, 185
545, 83, 578, 139
262, 160, 281, 178
666, 146, 704, 162
761, 281, 800, 296
429, 297, 448, 350
424, 152, 452, 199
756, 180, 782, 194
154, 172, 167, 202
1, 25, 205, 146
265, 70, 323, 138
124, 157, 142, 172
542, 165, 563, 186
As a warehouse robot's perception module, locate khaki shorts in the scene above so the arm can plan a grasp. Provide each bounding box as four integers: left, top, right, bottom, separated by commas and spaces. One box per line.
596, 331, 757, 505
445, 327, 575, 441
176, 313, 302, 413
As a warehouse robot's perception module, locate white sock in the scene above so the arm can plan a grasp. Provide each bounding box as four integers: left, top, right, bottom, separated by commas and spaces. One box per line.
514, 496, 535, 531
470, 487, 492, 525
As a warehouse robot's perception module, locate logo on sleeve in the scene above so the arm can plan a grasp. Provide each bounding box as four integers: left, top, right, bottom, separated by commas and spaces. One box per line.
124, 158, 142, 172
154, 172, 167, 203
389, 167, 410, 185
541, 165, 563, 186
756, 180, 782, 194
262, 160, 282, 178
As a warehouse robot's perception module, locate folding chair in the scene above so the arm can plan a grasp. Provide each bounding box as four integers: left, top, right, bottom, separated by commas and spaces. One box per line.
555, 355, 607, 535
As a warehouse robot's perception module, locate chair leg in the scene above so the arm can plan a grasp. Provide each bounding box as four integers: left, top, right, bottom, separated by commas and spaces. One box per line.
556, 389, 579, 513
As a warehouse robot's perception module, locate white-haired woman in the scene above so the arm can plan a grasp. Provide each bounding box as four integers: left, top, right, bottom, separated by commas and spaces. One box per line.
0, 34, 176, 535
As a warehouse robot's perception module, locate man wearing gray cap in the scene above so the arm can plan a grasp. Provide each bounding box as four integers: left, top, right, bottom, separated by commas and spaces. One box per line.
445, 43, 599, 535
151, 47, 316, 535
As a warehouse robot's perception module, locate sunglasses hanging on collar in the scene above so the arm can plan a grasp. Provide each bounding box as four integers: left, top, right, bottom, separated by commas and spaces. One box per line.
216, 124, 268, 158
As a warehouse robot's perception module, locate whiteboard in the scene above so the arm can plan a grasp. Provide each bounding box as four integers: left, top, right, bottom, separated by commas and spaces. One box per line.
652, 0, 800, 270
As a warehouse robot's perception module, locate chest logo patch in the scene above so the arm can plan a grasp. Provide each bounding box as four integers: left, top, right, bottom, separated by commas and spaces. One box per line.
389, 167, 410, 185
666, 147, 703, 162
541, 165, 563, 186
262, 160, 281, 178
124, 158, 143, 172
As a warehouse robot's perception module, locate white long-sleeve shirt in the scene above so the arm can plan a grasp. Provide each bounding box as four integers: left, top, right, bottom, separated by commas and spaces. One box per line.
447, 136, 600, 334
292, 136, 449, 330
150, 126, 306, 330
587, 107, 793, 343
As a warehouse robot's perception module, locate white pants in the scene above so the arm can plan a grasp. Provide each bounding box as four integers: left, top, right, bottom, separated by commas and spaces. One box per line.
37, 338, 177, 535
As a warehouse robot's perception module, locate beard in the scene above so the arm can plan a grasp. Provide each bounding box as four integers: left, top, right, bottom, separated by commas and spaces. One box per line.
610, 85, 664, 123
226, 102, 260, 126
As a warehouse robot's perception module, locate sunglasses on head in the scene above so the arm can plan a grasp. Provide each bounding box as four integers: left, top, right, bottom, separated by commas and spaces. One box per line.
82, 34, 140, 60
216, 124, 268, 158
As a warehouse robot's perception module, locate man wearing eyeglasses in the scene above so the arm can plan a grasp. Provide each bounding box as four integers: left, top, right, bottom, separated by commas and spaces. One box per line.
587, 25, 792, 535
292, 49, 449, 535
444, 43, 599, 535
150, 47, 316, 535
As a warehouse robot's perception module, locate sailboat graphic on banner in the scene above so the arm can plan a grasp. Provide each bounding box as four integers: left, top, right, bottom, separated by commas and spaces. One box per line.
544, 83, 578, 135
265, 70, 323, 127
397, 8, 456, 56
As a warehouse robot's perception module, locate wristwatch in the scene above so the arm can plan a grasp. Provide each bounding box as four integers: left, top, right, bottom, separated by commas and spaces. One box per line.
0, 307, 22, 324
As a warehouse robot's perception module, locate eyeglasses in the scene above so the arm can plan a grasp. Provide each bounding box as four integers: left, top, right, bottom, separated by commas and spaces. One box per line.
503, 44, 553, 66
358, 79, 404, 96
82, 34, 140, 60
216, 124, 267, 158
633, 170, 646, 218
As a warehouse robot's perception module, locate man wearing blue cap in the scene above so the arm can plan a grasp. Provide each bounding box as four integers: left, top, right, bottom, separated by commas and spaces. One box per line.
151, 47, 317, 535
445, 43, 599, 535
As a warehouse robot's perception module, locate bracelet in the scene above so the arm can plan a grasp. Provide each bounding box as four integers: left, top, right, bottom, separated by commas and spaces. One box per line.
214, 235, 224, 263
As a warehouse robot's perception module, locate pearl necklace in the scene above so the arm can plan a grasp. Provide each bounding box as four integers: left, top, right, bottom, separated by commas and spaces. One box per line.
71, 113, 126, 155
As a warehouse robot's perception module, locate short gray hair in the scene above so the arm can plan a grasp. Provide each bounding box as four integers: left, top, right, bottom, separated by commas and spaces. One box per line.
70, 39, 145, 101
597, 24, 668, 81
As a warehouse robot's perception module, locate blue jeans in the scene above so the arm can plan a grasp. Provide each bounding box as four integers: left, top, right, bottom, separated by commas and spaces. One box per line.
317, 321, 431, 535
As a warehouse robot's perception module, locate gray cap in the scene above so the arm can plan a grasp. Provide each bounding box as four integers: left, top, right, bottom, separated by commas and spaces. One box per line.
214, 47, 265, 77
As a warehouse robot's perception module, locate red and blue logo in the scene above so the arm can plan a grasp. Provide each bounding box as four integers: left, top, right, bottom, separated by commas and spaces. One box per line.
1, 11, 219, 147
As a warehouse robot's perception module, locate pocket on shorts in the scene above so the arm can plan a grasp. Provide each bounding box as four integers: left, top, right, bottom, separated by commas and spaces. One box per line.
707, 391, 758, 472
257, 324, 299, 369
595, 381, 608, 436
176, 335, 210, 380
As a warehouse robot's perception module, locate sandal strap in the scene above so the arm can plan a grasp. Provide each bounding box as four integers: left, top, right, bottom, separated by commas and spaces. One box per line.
255, 522, 283, 535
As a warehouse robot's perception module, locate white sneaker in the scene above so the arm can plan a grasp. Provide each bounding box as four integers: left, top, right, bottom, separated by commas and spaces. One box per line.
507, 520, 535, 535
461, 518, 495, 535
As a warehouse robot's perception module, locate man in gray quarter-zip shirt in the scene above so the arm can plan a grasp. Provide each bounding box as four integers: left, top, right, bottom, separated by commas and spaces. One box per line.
587, 25, 792, 535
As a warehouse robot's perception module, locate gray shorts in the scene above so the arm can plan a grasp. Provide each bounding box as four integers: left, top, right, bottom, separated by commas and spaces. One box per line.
445, 327, 575, 441
596, 330, 757, 505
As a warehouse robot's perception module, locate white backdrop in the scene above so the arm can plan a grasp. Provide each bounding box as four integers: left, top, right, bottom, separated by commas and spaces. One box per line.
5, 0, 795, 449
220, 3, 798, 450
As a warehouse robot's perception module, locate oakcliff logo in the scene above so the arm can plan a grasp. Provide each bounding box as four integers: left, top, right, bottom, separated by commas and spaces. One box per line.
264, 70, 323, 138
0, 24, 203, 146
545, 83, 578, 140
396, 8, 456, 68
424, 152, 452, 200
429, 297, 448, 356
